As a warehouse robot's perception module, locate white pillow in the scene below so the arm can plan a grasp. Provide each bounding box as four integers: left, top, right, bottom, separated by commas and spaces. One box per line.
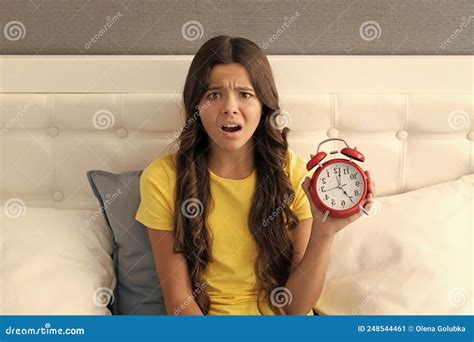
315, 174, 473, 315
0, 205, 116, 315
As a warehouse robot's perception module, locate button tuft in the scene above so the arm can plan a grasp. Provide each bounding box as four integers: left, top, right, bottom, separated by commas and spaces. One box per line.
52, 191, 64, 201
396, 130, 408, 140
47, 126, 59, 137
116, 128, 128, 138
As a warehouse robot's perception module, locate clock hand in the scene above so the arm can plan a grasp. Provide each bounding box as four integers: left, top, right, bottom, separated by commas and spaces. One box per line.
341, 188, 354, 203
326, 179, 347, 192
323, 176, 346, 193
326, 183, 347, 193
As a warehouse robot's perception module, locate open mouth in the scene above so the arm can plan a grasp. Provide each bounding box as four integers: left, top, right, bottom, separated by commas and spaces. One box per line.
221, 124, 242, 133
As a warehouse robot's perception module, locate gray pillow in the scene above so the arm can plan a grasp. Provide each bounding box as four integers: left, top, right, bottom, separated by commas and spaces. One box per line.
87, 170, 166, 315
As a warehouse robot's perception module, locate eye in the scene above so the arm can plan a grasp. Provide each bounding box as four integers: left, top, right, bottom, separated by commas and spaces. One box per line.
240, 92, 252, 99
207, 91, 220, 100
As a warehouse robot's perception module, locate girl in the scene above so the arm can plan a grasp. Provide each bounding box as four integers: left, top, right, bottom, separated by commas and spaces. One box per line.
136, 35, 376, 315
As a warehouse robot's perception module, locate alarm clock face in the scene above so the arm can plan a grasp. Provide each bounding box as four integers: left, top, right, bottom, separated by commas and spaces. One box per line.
316, 161, 366, 211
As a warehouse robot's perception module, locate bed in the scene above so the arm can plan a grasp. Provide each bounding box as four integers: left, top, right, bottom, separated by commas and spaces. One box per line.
1, 55, 472, 315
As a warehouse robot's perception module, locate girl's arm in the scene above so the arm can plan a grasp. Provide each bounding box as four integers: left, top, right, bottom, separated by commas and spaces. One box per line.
283, 171, 376, 315
146, 228, 204, 315
284, 219, 335, 315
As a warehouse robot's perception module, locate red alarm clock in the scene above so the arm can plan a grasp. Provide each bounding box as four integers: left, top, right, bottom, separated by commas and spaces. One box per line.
306, 138, 369, 218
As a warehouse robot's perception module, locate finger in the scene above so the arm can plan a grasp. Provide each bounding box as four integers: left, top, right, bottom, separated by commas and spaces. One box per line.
367, 178, 376, 197
301, 177, 314, 204
364, 193, 374, 211
365, 172, 374, 187
301, 177, 325, 220
301, 176, 311, 193
368, 180, 375, 195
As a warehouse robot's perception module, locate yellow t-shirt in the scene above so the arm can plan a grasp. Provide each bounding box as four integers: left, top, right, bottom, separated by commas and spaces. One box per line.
135, 149, 313, 315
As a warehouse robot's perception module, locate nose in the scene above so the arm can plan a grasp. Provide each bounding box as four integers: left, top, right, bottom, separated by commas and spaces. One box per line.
222, 93, 239, 115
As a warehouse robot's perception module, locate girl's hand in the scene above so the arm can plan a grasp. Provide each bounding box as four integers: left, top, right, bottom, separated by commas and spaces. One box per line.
301, 170, 376, 239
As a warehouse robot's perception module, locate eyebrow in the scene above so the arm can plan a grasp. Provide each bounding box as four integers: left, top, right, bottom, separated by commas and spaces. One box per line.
207, 85, 255, 92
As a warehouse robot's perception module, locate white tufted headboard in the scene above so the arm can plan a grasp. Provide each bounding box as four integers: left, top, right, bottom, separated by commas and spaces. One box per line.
0, 56, 473, 210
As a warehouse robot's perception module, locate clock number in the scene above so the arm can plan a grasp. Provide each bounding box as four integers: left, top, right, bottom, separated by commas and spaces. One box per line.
326, 170, 330, 177
325, 194, 329, 200
331, 199, 336, 206
343, 167, 349, 175
350, 174, 357, 180
341, 200, 346, 206
355, 180, 361, 187
320, 186, 325, 192
321, 177, 326, 184
333, 167, 340, 174
354, 190, 359, 196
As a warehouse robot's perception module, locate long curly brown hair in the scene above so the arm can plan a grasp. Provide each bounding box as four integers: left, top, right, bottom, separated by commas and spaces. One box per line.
172, 35, 299, 314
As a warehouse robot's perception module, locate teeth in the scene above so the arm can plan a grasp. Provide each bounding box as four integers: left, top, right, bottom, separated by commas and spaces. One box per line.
223, 124, 239, 128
